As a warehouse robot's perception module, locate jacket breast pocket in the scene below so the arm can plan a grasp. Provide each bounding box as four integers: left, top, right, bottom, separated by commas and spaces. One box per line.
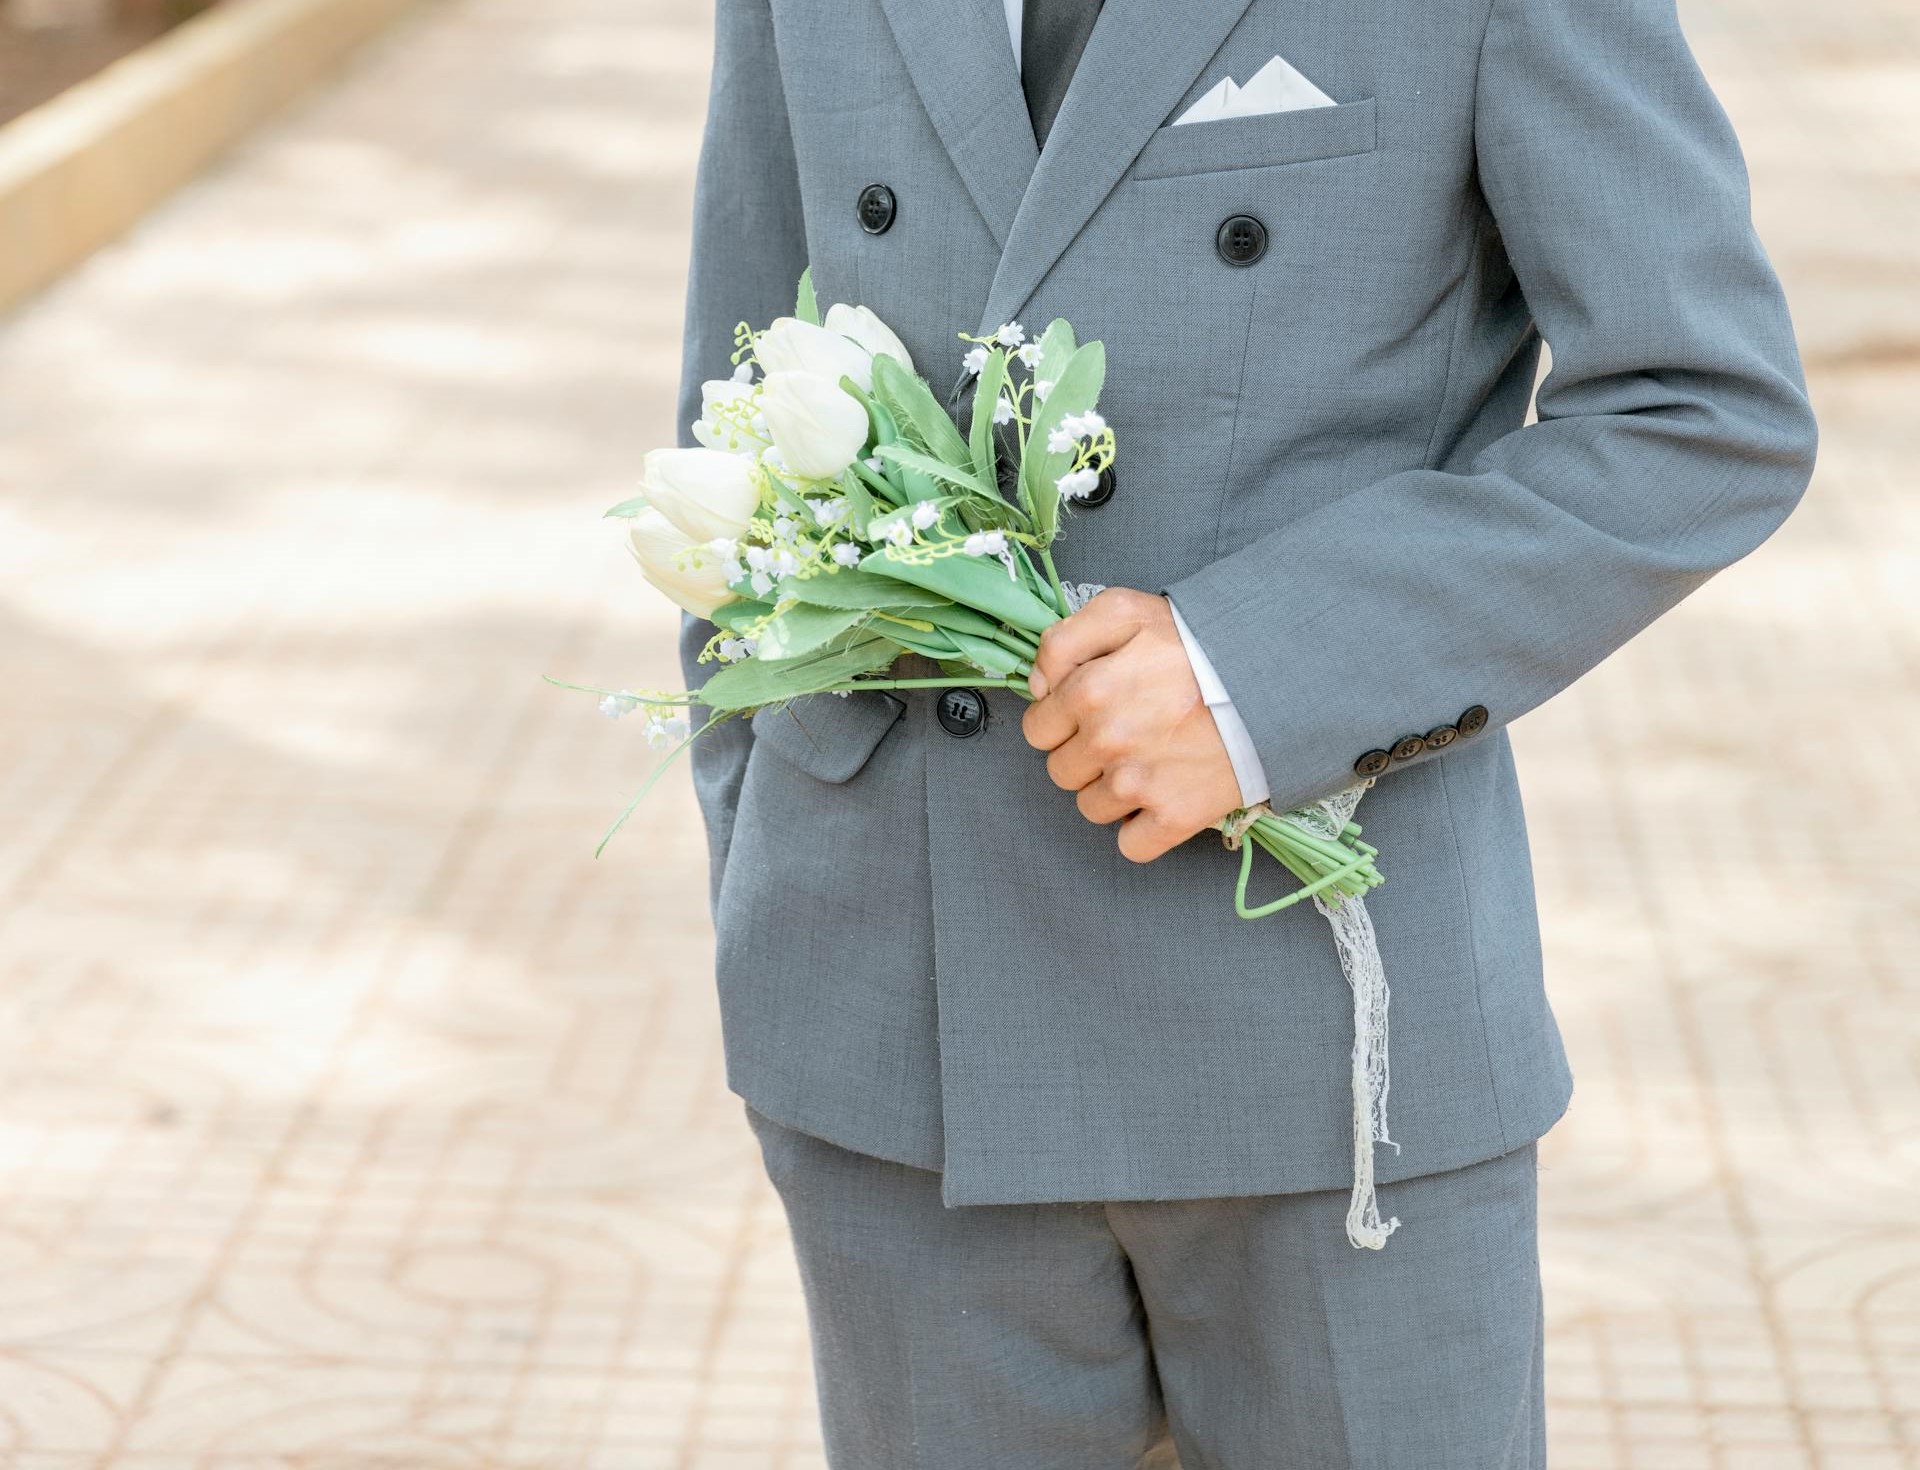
750, 690, 905, 785
1130, 97, 1377, 181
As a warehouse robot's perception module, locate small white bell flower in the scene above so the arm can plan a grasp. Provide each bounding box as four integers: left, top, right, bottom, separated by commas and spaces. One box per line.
1057, 468, 1100, 501
644, 711, 692, 750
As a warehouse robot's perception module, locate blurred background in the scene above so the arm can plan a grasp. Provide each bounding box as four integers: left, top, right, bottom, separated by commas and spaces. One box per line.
0, 0, 1914, 1463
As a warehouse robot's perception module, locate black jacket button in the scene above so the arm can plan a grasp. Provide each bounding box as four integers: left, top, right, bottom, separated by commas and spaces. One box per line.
1077, 466, 1116, 507
1216, 214, 1268, 266
936, 688, 986, 738
1458, 704, 1490, 737
1390, 734, 1426, 763
857, 183, 897, 235
1424, 725, 1458, 751
1354, 749, 1392, 778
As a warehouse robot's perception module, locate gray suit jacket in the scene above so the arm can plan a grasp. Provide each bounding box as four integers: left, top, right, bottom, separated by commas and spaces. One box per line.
675, 0, 1815, 1206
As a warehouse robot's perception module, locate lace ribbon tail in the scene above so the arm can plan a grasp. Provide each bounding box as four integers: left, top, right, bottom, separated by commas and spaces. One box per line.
1314, 891, 1401, 1251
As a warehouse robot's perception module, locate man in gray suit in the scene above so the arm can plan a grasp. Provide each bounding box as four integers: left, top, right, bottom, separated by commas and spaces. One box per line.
675, 0, 1815, 1461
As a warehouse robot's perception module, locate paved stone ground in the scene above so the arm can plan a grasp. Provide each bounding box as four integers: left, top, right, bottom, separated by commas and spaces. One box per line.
0, 0, 1913, 1464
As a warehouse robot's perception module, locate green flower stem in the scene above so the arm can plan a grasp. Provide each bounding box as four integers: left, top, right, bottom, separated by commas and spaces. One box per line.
835, 676, 1032, 694
993, 628, 1040, 663
1037, 547, 1071, 618
542, 675, 696, 706
1014, 546, 1062, 611
850, 458, 906, 507
1235, 837, 1376, 918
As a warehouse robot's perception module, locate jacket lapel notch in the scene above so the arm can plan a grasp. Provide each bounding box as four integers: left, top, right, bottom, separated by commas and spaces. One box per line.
876, 0, 1039, 251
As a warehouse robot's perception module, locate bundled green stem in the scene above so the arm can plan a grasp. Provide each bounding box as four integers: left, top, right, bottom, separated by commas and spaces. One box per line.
817, 639, 1384, 916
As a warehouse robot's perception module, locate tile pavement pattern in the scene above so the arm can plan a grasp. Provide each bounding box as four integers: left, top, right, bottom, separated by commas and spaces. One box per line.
0, 0, 1913, 1463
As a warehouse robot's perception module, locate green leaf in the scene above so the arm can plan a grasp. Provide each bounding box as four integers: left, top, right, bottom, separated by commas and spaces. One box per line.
861, 546, 1063, 636
954, 494, 1032, 536
826, 467, 870, 538
968, 349, 1008, 486
914, 600, 1010, 640
868, 616, 963, 661
709, 598, 774, 633
871, 354, 971, 466
696, 631, 896, 711
943, 630, 1027, 678
777, 567, 950, 613
602, 495, 651, 519
753, 603, 867, 661
1021, 340, 1106, 544
795, 268, 820, 326
1031, 319, 1078, 390
873, 443, 998, 500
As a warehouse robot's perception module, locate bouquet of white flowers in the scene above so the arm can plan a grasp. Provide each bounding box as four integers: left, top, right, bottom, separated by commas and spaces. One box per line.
561, 272, 1405, 1248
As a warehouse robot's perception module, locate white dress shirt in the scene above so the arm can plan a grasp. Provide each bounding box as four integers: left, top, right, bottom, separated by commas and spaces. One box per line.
1003, 4, 1271, 808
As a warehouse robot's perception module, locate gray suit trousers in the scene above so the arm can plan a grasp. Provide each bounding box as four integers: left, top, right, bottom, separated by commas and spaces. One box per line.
749, 1107, 1545, 1469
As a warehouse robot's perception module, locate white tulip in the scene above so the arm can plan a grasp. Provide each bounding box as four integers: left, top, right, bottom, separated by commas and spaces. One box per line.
758, 371, 871, 481
640, 446, 760, 543
755, 316, 876, 392
627, 507, 732, 618
823, 303, 916, 377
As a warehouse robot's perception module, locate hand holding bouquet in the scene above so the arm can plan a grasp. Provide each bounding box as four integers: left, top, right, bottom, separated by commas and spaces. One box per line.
561, 273, 1404, 1248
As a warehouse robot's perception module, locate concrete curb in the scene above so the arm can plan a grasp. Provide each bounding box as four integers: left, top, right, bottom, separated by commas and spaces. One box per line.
0, 0, 427, 314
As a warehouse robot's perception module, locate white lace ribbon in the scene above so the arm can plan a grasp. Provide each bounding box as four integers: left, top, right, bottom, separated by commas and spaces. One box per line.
1276, 785, 1400, 1249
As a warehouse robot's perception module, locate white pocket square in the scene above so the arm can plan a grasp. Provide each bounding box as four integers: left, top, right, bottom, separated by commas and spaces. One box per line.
1173, 55, 1335, 126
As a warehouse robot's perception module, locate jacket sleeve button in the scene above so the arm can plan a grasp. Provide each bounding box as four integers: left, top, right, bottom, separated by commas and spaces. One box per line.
1457, 704, 1490, 737
1423, 725, 1458, 750
1354, 749, 1392, 778
1390, 734, 1426, 763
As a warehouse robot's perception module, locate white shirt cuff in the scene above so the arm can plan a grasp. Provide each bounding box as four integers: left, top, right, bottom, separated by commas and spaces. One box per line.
1167, 598, 1271, 808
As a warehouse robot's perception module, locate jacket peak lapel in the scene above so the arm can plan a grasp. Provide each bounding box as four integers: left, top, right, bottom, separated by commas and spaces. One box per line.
875, 0, 1039, 252
978, 0, 1259, 334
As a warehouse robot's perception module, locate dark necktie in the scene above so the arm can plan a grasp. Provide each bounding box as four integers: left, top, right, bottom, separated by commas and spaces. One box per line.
1021, 0, 1104, 147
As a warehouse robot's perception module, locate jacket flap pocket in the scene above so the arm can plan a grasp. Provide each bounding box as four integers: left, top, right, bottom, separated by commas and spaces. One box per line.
1132, 97, 1376, 181
750, 691, 906, 784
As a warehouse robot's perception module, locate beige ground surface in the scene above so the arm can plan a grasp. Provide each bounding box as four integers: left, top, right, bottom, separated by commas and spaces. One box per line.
0, 0, 1915, 1463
